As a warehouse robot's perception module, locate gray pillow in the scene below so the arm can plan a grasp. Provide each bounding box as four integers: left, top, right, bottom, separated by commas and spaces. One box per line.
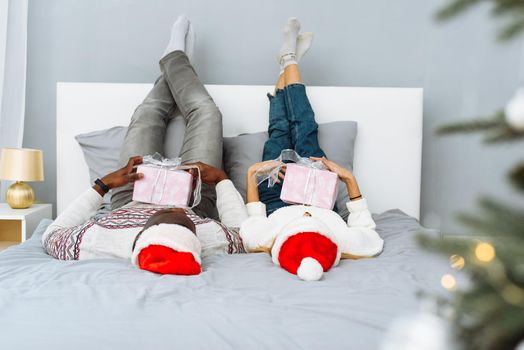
75, 115, 186, 213
223, 121, 358, 220
75, 126, 127, 184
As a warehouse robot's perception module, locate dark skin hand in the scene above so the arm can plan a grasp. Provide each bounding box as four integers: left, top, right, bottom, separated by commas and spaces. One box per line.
93, 158, 229, 236
93, 157, 229, 196
92, 156, 144, 196
185, 161, 229, 185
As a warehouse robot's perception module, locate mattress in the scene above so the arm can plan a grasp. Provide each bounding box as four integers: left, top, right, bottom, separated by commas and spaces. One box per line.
0, 210, 447, 350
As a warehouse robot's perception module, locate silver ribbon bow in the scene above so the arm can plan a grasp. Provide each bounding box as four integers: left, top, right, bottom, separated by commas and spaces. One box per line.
142, 153, 202, 208
254, 149, 326, 188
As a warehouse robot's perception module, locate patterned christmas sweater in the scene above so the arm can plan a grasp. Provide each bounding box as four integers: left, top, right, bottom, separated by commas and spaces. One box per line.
42, 180, 248, 261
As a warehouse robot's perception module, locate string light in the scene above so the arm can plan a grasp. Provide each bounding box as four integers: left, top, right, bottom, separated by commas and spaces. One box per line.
475, 242, 496, 263
441, 274, 457, 291
449, 255, 465, 270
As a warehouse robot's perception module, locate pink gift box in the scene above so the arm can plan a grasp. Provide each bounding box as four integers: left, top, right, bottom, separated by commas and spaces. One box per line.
132, 165, 193, 206
280, 163, 338, 209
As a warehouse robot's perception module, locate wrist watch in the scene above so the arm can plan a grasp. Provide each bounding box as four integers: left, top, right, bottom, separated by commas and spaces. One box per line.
94, 178, 110, 194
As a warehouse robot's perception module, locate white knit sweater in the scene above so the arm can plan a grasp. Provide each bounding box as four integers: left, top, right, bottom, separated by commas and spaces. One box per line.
240, 199, 384, 259
43, 180, 383, 261
42, 180, 248, 260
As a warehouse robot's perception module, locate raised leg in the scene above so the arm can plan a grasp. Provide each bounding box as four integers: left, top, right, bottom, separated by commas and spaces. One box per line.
258, 83, 293, 215
160, 50, 222, 219
262, 89, 292, 160
111, 76, 177, 210
160, 51, 222, 168
283, 64, 326, 158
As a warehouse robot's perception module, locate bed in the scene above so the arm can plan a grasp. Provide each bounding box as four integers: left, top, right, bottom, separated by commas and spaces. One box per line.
0, 84, 448, 350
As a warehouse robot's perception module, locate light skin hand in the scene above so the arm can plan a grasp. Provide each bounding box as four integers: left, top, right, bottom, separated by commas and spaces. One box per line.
310, 157, 362, 200
246, 160, 286, 203
246, 157, 363, 204
93, 156, 144, 196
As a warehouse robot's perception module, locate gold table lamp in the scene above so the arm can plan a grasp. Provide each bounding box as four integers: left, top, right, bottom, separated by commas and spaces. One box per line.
0, 148, 44, 209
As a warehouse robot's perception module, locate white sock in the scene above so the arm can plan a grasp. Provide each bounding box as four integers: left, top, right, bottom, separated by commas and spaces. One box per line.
296, 32, 313, 62
185, 21, 195, 61
279, 18, 300, 70
162, 15, 191, 58
278, 32, 314, 75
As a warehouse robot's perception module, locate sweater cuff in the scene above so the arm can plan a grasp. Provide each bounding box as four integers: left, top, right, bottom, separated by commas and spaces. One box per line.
246, 202, 267, 217
346, 198, 369, 213
87, 187, 105, 206
216, 179, 236, 197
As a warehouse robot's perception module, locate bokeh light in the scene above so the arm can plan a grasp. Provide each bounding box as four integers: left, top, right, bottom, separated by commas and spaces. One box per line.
449, 255, 465, 270
475, 242, 496, 263
441, 274, 457, 291
502, 284, 524, 305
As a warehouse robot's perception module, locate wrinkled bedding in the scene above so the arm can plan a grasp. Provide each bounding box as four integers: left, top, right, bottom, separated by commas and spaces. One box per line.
0, 210, 447, 350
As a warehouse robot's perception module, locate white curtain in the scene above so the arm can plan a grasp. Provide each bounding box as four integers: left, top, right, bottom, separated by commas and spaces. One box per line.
0, 0, 28, 200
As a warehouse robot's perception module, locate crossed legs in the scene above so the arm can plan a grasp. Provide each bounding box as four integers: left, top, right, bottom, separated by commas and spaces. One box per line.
258, 19, 326, 214
111, 52, 222, 220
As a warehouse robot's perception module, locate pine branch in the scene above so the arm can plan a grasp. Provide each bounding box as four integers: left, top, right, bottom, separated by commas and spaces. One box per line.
436, 0, 524, 42
497, 15, 524, 41
437, 111, 504, 134
435, 0, 483, 21
427, 2, 524, 348
478, 197, 524, 222
417, 232, 474, 255
456, 198, 524, 237
437, 111, 524, 143
510, 163, 524, 191
492, 0, 524, 15
484, 126, 524, 143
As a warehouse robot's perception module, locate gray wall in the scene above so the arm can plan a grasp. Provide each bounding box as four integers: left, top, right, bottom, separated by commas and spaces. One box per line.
24, 0, 524, 232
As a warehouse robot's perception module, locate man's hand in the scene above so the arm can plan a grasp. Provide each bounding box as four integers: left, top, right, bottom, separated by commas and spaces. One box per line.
93, 156, 144, 196
185, 162, 229, 185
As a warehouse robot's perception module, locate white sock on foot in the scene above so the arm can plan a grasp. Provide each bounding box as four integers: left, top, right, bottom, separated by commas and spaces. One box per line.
278, 31, 314, 75
279, 18, 300, 70
162, 15, 190, 58
185, 21, 195, 61
296, 32, 313, 62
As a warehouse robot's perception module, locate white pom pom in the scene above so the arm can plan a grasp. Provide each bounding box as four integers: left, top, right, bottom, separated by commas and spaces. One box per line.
297, 257, 323, 281
505, 89, 524, 131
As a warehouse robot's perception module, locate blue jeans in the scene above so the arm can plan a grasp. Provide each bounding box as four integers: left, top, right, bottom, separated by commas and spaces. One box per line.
258, 84, 326, 215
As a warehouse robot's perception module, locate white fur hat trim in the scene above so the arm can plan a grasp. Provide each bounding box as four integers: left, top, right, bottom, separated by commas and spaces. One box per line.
271, 216, 341, 267
297, 257, 324, 281
131, 223, 202, 267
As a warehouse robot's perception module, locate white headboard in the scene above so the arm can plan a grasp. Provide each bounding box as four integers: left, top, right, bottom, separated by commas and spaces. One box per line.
57, 83, 422, 218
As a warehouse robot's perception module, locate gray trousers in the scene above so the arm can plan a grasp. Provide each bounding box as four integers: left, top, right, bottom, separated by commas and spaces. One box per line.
111, 51, 223, 219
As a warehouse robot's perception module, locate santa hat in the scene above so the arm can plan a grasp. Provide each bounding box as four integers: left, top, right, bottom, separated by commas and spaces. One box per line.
131, 223, 202, 275
271, 216, 341, 281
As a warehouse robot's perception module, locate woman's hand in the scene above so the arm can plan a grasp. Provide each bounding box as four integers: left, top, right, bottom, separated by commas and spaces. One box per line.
248, 160, 281, 175
185, 162, 229, 185
310, 156, 362, 200
246, 160, 286, 204
94, 156, 144, 196
248, 160, 286, 184
310, 157, 354, 184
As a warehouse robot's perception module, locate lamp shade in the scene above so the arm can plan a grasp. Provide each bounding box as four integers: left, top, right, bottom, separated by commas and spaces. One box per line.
0, 148, 44, 182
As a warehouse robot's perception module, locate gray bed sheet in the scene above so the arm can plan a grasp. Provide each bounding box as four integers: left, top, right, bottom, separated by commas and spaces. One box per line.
0, 210, 448, 350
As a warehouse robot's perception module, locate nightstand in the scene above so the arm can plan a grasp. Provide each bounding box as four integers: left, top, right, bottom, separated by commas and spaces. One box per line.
0, 203, 52, 251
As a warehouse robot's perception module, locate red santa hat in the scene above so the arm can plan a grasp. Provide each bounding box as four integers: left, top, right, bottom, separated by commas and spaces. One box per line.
271, 216, 341, 281
131, 223, 202, 275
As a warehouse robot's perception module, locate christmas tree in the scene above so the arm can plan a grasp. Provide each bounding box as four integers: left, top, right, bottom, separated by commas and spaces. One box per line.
417, 1, 524, 349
